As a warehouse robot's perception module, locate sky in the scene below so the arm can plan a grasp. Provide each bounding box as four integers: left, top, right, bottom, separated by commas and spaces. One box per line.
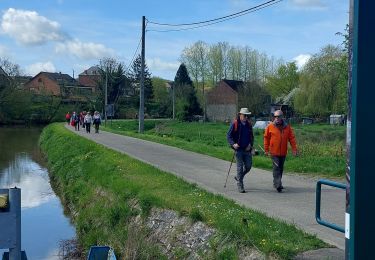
0, 0, 349, 80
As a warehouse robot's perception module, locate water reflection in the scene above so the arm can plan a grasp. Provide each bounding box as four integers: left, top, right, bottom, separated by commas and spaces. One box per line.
0, 153, 54, 208
0, 127, 75, 260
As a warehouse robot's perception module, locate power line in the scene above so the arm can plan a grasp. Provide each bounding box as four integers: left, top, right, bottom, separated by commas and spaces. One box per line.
147, 0, 281, 28
127, 35, 142, 69
146, 0, 282, 33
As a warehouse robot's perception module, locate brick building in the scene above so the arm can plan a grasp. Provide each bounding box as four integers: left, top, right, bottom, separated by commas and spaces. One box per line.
25, 72, 77, 96
206, 79, 243, 122
78, 65, 100, 91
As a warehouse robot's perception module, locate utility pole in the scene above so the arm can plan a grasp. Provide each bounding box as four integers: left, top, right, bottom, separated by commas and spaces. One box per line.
105, 69, 108, 127
139, 15, 146, 133
349, 1, 375, 259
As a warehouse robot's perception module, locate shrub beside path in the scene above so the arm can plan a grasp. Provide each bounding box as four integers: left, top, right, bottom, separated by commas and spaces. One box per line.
66, 125, 345, 255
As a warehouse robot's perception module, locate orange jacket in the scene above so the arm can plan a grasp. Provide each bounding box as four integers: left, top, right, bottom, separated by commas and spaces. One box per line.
264, 122, 297, 156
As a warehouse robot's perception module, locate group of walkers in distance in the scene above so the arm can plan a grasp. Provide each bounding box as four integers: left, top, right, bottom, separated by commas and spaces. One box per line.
227, 108, 298, 194
65, 111, 102, 133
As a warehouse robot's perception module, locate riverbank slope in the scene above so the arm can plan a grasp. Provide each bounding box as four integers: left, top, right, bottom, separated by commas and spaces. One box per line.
40, 123, 327, 259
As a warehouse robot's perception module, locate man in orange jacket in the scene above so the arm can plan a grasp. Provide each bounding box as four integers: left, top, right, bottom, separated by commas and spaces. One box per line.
264, 110, 298, 192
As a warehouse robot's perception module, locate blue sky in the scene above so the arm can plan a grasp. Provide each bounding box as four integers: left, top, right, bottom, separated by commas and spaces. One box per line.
0, 0, 348, 80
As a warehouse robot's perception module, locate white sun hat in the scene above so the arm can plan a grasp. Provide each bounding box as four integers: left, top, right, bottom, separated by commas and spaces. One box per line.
239, 108, 251, 115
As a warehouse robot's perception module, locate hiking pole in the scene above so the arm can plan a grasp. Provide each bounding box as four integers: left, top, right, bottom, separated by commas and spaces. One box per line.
258, 144, 265, 154
224, 151, 236, 188
258, 145, 279, 167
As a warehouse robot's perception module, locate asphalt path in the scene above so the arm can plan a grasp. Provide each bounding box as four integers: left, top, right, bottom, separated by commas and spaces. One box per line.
66, 125, 346, 250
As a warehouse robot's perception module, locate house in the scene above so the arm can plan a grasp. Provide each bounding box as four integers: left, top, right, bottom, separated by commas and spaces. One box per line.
206, 79, 243, 122
25, 72, 77, 96
78, 66, 101, 91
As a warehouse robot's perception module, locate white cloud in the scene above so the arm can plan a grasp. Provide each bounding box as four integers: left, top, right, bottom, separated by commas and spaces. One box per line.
147, 57, 180, 72
289, 0, 326, 8
293, 54, 311, 69
55, 39, 114, 60
1, 8, 67, 45
26, 61, 56, 76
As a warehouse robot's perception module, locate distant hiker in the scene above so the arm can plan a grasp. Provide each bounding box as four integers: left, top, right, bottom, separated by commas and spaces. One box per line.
227, 108, 254, 193
93, 111, 101, 133
65, 112, 71, 124
71, 112, 80, 131
80, 111, 86, 128
264, 110, 298, 193
84, 112, 93, 133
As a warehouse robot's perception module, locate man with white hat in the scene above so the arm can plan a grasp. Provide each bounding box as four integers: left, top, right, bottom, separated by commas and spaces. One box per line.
227, 108, 254, 193
264, 110, 298, 192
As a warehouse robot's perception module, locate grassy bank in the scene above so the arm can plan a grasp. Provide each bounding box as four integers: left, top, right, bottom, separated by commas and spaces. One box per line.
40, 123, 326, 259
103, 120, 346, 177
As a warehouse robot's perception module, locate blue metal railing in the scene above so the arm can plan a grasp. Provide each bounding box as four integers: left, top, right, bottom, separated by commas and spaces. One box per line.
316, 179, 346, 233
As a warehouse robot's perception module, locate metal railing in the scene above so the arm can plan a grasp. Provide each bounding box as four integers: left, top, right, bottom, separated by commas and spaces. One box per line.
315, 179, 346, 233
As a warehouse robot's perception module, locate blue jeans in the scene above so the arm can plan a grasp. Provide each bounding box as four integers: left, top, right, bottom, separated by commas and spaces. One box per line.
235, 150, 252, 184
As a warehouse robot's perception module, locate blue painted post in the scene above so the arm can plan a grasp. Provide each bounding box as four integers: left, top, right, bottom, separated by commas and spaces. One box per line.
9, 188, 21, 260
349, 1, 375, 259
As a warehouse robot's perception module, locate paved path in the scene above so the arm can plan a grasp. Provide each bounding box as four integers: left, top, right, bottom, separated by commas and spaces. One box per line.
66, 125, 346, 250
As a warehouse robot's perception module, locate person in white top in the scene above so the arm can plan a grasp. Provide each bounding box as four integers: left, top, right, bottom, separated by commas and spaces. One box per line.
84, 112, 93, 133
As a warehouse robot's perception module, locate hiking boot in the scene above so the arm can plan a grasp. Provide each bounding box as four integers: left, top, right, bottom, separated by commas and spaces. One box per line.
277, 187, 283, 193
238, 182, 246, 193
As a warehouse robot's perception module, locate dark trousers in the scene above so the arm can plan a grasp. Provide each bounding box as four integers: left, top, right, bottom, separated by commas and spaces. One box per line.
86, 123, 91, 133
235, 150, 252, 186
272, 156, 286, 189
94, 124, 100, 133
74, 121, 79, 131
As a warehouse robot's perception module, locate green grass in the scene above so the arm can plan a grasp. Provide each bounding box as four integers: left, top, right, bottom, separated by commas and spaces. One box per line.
40, 123, 327, 259
103, 120, 346, 178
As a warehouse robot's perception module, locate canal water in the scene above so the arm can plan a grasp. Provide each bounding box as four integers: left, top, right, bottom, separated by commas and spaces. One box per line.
0, 127, 75, 259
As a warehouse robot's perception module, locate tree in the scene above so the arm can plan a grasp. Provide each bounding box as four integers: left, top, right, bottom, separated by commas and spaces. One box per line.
0, 57, 22, 77
0, 58, 32, 123
151, 77, 171, 117
265, 62, 299, 101
219, 42, 230, 79
239, 81, 270, 116
228, 46, 242, 80
207, 44, 224, 85
0, 86, 32, 123
182, 42, 282, 88
294, 45, 348, 117
174, 64, 202, 120
0, 57, 22, 93
128, 55, 154, 113
96, 58, 130, 117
